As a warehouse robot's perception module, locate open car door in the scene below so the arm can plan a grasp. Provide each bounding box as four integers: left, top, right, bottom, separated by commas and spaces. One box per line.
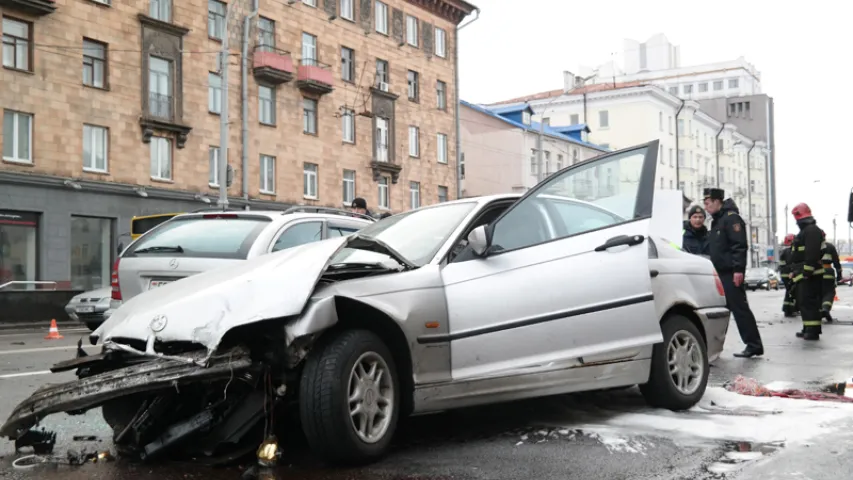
440, 141, 661, 381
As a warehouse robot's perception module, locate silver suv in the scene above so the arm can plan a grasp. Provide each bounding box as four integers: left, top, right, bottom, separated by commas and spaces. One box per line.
110, 207, 373, 305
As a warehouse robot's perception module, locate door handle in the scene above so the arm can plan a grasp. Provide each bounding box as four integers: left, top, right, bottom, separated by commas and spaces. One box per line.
594, 234, 646, 252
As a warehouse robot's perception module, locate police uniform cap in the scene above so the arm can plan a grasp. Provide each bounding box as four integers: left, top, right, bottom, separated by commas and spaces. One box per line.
687, 205, 706, 218
703, 188, 724, 201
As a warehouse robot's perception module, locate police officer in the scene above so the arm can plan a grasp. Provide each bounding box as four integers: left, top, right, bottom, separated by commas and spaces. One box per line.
820, 231, 842, 322
350, 197, 374, 218
779, 234, 797, 317
682, 205, 710, 255
704, 188, 764, 357
790, 203, 824, 340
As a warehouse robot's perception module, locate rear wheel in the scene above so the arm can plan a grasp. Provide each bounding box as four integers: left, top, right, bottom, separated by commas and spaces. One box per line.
640, 315, 709, 411
299, 329, 400, 465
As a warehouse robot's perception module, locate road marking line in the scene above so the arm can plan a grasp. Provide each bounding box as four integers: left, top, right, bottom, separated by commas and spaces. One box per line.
0, 370, 52, 379
0, 345, 99, 355
0, 329, 89, 338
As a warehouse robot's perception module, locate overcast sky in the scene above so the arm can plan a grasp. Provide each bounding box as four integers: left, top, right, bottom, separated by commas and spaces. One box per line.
457, 0, 851, 248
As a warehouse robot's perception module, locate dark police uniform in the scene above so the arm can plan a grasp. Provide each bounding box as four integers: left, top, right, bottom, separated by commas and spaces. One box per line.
790, 214, 824, 340
705, 188, 763, 357
821, 239, 842, 320
779, 244, 797, 316
682, 205, 710, 256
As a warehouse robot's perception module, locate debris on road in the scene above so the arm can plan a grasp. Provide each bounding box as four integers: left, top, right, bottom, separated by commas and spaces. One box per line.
727, 375, 853, 403
14, 428, 56, 454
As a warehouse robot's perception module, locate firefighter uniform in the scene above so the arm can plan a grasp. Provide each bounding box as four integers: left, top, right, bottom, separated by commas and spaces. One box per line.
790, 203, 824, 340
779, 234, 797, 317
820, 237, 842, 321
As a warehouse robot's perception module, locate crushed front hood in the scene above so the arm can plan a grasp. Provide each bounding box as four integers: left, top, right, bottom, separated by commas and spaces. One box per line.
94, 237, 348, 352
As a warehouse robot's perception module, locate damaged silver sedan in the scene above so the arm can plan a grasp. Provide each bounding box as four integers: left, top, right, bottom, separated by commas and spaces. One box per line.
1, 141, 730, 465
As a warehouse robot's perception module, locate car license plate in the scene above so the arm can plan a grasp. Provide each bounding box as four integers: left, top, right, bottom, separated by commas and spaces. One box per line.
75, 305, 95, 313
149, 280, 172, 289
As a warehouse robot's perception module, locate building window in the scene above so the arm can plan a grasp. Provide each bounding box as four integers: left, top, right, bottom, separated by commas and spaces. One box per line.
342, 108, 355, 143
303, 162, 318, 198
409, 181, 420, 208
658, 145, 663, 164
340, 0, 354, 21
435, 27, 446, 57
744, 101, 751, 117
436, 80, 447, 110
0, 210, 39, 287
208, 0, 226, 40
677, 149, 685, 167
522, 111, 531, 125
378, 176, 389, 209
83, 124, 108, 173
259, 85, 275, 125
342, 169, 356, 204
728, 78, 739, 89
668, 86, 678, 95
698, 82, 708, 93
375, 1, 388, 35
598, 110, 609, 128
258, 17, 275, 50
658, 112, 663, 131
260, 154, 275, 194
302, 32, 317, 64
460, 152, 465, 178
406, 15, 418, 46
150, 0, 172, 22
150, 136, 172, 180
713, 80, 723, 90
436, 133, 448, 164
570, 114, 579, 125
407, 70, 419, 101
82, 39, 107, 89
408, 126, 419, 157
375, 59, 389, 89
303, 0, 317, 5
3, 17, 32, 73
208, 73, 221, 114
668, 148, 673, 166
438, 185, 448, 203
303, 98, 317, 134
556, 153, 563, 170
70, 216, 113, 291
375, 117, 389, 162
148, 56, 172, 119
341, 46, 355, 82
2, 110, 32, 164
209, 145, 221, 186
683, 84, 693, 94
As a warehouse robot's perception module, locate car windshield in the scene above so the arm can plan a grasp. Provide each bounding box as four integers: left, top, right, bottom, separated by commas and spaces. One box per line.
334, 202, 478, 267
746, 268, 768, 277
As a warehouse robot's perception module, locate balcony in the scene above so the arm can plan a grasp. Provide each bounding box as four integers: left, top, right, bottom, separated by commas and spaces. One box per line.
252, 46, 294, 85
296, 59, 334, 96
0, 0, 56, 16
140, 92, 191, 149
148, 93, 174, 121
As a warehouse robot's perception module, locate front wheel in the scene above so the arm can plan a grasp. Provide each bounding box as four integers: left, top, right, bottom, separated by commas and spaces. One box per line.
640, 315, 709, 411
299, 329, 400, 465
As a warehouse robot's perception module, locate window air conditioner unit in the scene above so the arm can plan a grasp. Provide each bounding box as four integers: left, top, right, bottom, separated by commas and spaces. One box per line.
377, 81, 389, 92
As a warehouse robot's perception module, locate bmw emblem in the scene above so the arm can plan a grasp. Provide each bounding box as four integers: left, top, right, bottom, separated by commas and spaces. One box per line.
150, 314, 168, 332
168, 258, 179, 269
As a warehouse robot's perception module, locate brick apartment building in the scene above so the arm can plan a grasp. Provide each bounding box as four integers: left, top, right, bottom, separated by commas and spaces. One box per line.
0, 0, 476, 291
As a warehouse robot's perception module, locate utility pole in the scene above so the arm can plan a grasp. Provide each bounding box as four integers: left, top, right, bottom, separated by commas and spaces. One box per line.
537, 120, 544, 183
784, 204, 788, 237
217, 43, 230, 210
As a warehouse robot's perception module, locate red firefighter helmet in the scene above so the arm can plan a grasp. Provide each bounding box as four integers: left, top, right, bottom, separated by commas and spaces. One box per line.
791, 203, 812, 221
783, 234, 795, 246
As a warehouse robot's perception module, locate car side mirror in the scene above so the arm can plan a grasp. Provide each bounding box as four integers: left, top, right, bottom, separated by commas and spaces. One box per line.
467, 225, 491, 257
116, 242, 124, 255
848, 190, 853, 223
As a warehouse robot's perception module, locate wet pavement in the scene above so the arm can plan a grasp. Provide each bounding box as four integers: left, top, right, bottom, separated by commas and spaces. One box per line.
2, 288, 853, 479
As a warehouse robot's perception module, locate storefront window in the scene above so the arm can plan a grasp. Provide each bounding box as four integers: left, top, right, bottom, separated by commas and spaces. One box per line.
70, 216, 113, 291
0, 210, 39, 290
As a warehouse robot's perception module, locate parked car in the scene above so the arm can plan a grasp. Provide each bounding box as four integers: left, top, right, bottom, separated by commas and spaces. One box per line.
109, 207, 374, 308
64, 287, 112, 331
2, 140, 730, 467
840, 268, 853, 287
744, 267, 780, 291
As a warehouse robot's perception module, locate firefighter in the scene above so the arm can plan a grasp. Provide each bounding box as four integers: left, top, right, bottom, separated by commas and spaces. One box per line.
682, 205, 710, 255
779, 233, 797, 317
790, 203, 824, 340
704, 188, 764, 357
820, 230, 842, 322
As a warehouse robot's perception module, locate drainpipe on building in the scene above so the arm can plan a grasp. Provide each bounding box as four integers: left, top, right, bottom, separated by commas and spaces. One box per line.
454, 8, 480, 200
714, 123, 725, 187
241, 0, 259, 209
582, 93, 588, 125
674, 99, 685, 188
746, 142, 755, 266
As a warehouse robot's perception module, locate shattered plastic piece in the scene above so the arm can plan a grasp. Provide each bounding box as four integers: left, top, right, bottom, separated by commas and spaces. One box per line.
15, 428, 56, 455
256, 436, 281, 468
72, 435, 98, 442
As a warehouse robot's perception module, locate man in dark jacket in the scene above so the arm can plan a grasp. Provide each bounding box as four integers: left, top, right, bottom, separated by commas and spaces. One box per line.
351, 197, 373, 218
820, 230, 842, 322
779, 233, 797, 317
790, 203, 824, 340
704, 188, 763, 357
682, 205, 710, 255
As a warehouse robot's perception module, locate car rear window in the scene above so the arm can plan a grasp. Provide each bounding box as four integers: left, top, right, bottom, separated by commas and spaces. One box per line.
125, 216, 272, 259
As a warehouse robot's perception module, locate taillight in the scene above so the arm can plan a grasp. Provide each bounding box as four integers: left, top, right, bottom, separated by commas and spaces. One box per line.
713, 270, 725, 296
203, 213, 238, 219
111, 257, 122, 300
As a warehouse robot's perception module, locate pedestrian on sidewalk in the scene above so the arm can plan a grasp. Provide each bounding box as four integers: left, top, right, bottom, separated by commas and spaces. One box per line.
704, 188, 764, 358
790, 203, 824, 340
779, 234, 798, 317
682, 205, 710, 256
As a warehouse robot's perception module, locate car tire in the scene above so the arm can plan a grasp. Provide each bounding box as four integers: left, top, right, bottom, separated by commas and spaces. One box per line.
299, 329, 400, 466
640, 315, 709, 411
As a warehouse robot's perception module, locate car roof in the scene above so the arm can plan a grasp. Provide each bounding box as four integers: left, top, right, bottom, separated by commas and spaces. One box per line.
170, 207, 374, 223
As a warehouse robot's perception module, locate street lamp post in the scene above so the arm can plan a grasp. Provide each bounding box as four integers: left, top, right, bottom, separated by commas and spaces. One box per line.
784, 204, 788, 237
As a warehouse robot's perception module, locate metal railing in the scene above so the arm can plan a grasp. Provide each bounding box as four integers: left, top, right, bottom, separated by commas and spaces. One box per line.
299, 58, 331, 69
254, 44, 291, 56
0, 281, 58, 291
148, 92, 173, 120
283, 206, 375, 222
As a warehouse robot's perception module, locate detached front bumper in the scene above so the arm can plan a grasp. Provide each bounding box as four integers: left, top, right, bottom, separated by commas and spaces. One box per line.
0, 348, 253, 439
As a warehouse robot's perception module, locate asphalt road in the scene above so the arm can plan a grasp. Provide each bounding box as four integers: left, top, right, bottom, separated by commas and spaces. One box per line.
2, 287, 853, 479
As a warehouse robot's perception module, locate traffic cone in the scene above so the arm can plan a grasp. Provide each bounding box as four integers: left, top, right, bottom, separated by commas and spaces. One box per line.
835, 295, 840, 302
45, 319, 63, 340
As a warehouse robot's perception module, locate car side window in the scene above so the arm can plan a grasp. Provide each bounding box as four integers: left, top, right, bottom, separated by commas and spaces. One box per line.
271, 221, 323, 252
327, 226, 360, 237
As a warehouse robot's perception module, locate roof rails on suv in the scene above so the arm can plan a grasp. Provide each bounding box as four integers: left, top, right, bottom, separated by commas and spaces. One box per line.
190, 207, 245, 213
283, 206, 375, 222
